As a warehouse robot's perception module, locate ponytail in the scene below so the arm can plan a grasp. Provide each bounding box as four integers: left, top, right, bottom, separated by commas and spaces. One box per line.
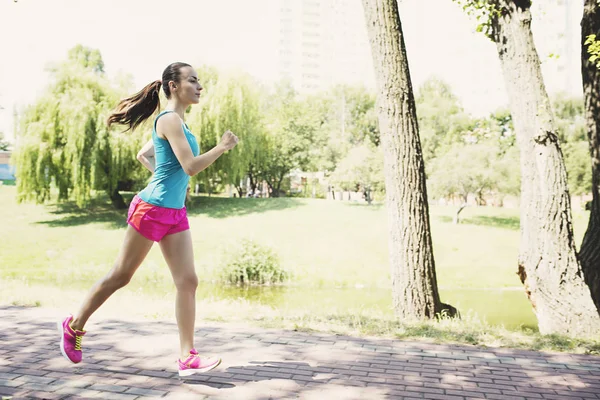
107, 80, 162, 132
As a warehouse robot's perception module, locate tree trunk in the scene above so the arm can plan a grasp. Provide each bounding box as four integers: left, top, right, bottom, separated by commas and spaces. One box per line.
110, 189, 127, 209
454, 203, 467, 225
248, 165, 257, 193
236, 185, 244, 198
579, 0, 600, 313
362, 0, 453, 320
274, 172, 285, 198
490, 0, 600, 335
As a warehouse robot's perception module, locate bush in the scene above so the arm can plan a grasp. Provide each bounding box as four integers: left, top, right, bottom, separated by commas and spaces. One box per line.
220, 239, 288, 285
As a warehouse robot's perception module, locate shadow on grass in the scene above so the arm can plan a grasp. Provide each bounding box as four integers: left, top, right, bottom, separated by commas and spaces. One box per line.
186, 196, 305, 218
34, 194, 133, 229
34, 194, 305, 228
344, 202, 384, 210
437, 215, 520, 230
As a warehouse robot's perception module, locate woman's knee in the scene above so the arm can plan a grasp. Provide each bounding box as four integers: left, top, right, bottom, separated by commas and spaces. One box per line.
175, 273, 198, 292
103, 269, 133, 290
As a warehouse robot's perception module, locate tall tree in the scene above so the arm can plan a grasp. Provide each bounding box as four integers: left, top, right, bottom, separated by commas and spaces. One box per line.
329, 143, 384, 201
416, 78, 473, 163
580, 0, 600, 312
457, 0, 600, 335
260, 83, 328, 197
362, 0, 455, 320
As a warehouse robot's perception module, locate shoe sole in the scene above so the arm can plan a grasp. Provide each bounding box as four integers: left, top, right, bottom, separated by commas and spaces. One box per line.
57, 320, 79, 364
178, 358, 222, 377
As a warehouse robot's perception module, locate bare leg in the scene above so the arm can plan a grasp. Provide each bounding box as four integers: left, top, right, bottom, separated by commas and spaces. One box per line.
71, 226, 154, 331
159, 230, 198, 360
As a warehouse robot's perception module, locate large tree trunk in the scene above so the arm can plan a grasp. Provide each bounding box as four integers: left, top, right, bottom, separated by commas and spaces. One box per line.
362, 0, 454, 320
579, 0, 600, 314
490, 0, 600, 336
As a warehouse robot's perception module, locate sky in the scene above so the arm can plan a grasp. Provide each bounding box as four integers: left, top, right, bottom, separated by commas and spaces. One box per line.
0, 0, 584, 141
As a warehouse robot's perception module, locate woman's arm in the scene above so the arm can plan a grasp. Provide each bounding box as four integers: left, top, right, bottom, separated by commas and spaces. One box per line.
157, 113, 238, 177
136, 139, 155, 173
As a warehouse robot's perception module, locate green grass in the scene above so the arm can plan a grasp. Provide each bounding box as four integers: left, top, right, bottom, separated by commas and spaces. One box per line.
1, 186, 597, 353
1, 187, 529, 290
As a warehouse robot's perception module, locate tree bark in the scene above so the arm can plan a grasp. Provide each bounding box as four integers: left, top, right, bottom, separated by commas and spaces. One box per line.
362, 0, 453, 320
580, 0, 600, 313
490, 0, 600, 335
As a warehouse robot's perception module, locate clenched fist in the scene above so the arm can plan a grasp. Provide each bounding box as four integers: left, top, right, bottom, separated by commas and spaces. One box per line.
220, 130, 239, 151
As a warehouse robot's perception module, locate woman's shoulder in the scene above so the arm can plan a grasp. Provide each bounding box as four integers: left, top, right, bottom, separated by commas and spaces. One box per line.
156, 112, 183, 132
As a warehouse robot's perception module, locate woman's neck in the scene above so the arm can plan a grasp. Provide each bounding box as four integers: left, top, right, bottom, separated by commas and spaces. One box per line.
165, 101, 187, 120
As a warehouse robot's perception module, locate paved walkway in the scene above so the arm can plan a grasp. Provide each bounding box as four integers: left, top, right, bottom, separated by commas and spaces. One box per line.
0, 306, 599, 400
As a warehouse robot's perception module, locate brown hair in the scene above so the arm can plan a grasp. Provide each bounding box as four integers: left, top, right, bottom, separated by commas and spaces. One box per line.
107, 62, 192, 131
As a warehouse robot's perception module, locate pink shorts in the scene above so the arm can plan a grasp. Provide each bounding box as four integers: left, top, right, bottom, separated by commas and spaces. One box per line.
127, 195, 189, 242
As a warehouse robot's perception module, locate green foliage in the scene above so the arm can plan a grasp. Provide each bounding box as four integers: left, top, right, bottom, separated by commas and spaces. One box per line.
416, 77, 474, 162
220, 239, 288, 285
564, 141, 592, 197
327, 85, 379, 147
309, 85, 379, 177
258, 82, 329, 195
66, 44, 105, 73
453, 0, 503, 39
585, 34, 600, 69
550, 93, 592, 197
552, 93, 586, 143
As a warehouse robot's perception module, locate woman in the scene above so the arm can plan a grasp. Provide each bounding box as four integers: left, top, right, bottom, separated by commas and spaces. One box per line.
58, 62, 238, 376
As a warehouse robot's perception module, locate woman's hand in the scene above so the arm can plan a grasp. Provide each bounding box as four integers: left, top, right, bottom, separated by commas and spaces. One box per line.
219, 130, 239, 151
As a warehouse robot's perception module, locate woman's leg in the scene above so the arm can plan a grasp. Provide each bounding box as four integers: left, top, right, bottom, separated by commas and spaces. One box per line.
158, 230, 198, 360
71, 226, 154, 330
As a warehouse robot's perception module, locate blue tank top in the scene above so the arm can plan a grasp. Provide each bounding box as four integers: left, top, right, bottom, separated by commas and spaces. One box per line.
137, 110, 200, 209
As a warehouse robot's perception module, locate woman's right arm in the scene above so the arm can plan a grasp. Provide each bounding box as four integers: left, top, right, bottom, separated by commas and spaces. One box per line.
136, 139, 156, 173
157, 113, 238, 177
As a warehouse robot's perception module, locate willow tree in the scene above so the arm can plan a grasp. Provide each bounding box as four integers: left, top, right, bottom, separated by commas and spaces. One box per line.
14, 46, 147, 209
362, 0, 455, 320
457, 0, 600, 336
187, 68, 265, 196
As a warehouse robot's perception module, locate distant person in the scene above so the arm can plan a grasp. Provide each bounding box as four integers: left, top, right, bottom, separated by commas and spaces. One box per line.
58, 62, 238, 376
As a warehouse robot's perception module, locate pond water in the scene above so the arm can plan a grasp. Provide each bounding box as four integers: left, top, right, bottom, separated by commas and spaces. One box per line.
185, 283, 538, 330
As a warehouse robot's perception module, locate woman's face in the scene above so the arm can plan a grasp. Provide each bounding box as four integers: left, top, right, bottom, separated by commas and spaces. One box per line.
172, 66, 203, 105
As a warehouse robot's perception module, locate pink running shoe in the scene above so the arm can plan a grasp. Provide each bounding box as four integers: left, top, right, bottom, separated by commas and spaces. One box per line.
57, 315, 86, 364
178, 349, 221, 377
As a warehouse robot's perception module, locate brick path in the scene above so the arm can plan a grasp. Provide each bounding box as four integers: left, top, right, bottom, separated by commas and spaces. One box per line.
0, 306, 599, 400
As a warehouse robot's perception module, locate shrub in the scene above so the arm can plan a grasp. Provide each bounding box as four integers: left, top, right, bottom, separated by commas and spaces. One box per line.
220, 239, 288, 285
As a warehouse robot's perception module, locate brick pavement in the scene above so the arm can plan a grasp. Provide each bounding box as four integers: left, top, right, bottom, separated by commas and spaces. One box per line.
0, 306, 599, 399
